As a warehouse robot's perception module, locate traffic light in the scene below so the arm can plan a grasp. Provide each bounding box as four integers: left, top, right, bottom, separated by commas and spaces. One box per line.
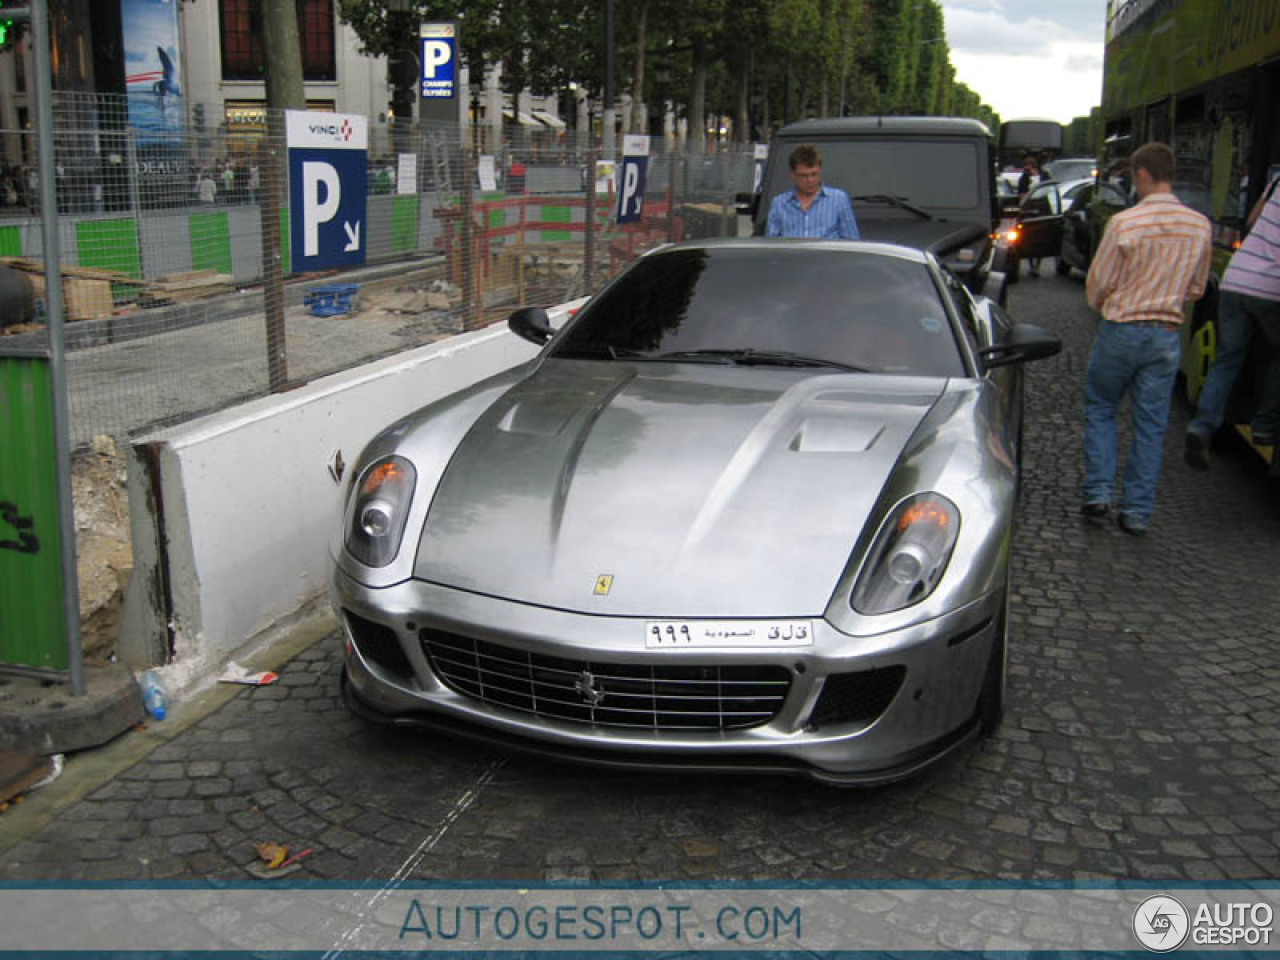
0, 3, 30, 52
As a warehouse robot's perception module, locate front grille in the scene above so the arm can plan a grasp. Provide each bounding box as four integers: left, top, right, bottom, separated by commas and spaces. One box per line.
808, 666, 906, 728
421, 630, 791, 731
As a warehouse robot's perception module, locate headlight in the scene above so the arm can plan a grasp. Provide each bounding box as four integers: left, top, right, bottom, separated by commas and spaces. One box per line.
345, 456, 417, 567
851, 494, 960, 615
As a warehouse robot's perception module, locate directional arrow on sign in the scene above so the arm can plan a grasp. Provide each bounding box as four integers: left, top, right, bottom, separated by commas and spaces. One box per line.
343, 221, 361, 252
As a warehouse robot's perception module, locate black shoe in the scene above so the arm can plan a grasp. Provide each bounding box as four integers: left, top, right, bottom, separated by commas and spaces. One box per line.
1185, 432, 1210, 471
1081, 502, 1110, 522
1117, 513, 1147, 536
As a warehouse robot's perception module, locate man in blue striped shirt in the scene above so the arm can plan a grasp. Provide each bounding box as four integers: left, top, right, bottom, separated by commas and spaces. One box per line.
765, 145, 860, 240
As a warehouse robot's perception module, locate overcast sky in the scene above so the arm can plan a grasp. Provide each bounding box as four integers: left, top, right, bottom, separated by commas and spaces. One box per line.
941, 0, 1108, 125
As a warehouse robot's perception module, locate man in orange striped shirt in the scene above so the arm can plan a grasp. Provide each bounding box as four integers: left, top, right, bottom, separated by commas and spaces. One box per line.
1081, 142, 1211, 536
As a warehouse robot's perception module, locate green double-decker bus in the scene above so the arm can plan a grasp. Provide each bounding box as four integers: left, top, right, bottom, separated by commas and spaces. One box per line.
1100, 0, 1280, 454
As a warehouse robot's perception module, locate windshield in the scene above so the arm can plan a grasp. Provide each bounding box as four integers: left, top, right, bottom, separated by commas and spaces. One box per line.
765, 140, 986, 215
1047, 159, 1097, 181
551, 246, 966, 378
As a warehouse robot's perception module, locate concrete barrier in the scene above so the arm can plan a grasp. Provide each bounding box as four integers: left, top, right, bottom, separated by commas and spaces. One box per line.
119, 304, 583, 695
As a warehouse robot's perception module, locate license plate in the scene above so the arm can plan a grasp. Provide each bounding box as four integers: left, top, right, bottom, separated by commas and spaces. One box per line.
645, 620, 814, 648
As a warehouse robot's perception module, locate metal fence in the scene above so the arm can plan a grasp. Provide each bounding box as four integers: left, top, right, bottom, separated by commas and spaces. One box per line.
0, 92, 757, 449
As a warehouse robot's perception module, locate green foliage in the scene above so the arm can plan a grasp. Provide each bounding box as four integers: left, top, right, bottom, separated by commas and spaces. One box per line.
336, 0, 1002, 139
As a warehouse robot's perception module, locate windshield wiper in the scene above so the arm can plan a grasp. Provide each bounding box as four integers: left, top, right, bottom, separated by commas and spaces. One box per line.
555, 344, 647, 361
644, 349, 737, 365
653, 348, 873, 372
852, 194, 935, 220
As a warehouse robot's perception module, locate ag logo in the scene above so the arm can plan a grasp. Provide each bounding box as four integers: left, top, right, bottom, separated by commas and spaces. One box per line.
1133, 895, 1190, 952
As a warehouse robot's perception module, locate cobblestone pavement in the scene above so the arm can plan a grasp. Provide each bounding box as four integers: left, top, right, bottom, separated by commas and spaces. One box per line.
3, 266, 1279, 883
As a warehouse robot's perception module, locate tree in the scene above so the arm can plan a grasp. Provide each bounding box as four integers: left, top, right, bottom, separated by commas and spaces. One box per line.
333, 0, 1001, 145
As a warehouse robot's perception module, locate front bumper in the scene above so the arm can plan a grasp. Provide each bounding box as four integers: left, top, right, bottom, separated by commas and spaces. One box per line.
330, 568, 1002, 784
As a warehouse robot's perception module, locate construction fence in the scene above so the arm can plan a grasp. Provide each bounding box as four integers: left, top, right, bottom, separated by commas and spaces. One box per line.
0, 93, 758, 448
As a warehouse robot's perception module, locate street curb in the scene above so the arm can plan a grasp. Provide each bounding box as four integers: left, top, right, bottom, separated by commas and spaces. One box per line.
0, 610, 336, 858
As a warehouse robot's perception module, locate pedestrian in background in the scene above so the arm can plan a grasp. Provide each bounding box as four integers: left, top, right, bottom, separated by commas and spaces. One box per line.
1185, 173, 1280, 475
220, 161, 235, 204
1017, 154, 1050, 276
196, 169, 216, 205
765, 144, 860, 240
1080, 141, 1212, 535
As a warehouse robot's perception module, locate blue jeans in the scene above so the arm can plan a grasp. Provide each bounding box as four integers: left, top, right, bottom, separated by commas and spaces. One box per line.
1083, 322, 1182, 527
1189, 290, 1280, 440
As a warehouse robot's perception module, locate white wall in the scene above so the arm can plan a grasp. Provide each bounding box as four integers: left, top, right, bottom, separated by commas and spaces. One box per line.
119, 308, 581, 694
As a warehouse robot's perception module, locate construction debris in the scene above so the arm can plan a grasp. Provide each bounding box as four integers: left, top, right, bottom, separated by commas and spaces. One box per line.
137, 269, 237, 307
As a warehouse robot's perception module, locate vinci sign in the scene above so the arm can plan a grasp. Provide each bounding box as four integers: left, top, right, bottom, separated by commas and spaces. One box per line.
286, 110, 368, 273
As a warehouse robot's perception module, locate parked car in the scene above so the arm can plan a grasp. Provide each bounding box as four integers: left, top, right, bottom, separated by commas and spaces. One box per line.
331, 239, 1061, 785
745, 117, 1003, 297
1015, 177, 1127, 277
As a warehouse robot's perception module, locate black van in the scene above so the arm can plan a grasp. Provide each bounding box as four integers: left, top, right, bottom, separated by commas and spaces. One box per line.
746, 116, 1003, 300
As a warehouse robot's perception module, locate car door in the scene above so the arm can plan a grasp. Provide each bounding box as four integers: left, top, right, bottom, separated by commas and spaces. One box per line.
1061, 184, 1095, 267
1016, 182, 1063, 259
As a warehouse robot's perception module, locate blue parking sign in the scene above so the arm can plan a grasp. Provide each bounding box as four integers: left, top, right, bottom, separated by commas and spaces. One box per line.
617, 135, 652, 225
420, 23, 457, 99
286, 111, 368, 273
616, 157, 648, 224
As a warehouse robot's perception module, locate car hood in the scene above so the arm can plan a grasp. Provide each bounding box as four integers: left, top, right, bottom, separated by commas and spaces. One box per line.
412, 361, 946, 617
854, 214, 988, 254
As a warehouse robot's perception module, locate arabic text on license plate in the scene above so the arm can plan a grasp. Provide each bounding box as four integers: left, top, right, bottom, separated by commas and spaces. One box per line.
645, 620, 813, 648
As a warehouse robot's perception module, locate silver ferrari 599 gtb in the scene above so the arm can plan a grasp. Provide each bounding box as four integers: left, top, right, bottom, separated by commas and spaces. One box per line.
330, 239, 1060, 784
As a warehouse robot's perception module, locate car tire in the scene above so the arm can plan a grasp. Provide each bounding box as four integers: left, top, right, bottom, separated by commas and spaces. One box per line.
1055, 257, 1070, 277
978, 583, 1009, 735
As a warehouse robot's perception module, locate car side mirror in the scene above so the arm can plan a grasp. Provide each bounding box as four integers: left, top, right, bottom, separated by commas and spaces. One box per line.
979, 323, 1062, 369
734, 192, 759, 216
508, 306, 554, 345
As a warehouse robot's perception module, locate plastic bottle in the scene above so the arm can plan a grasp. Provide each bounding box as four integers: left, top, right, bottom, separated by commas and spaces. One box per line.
139, 670, 168, 722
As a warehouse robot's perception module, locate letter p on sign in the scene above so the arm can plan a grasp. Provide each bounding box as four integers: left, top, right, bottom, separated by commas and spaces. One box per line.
302, 161, 341, 257
616, 156, 648, 224
422, 41, 451, 76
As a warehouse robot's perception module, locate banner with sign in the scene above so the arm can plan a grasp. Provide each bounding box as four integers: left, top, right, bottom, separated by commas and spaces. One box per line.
616, 135, 651, 225
286, 111, 368, 273
123, 0, 184, 145
420, 23, 457, 100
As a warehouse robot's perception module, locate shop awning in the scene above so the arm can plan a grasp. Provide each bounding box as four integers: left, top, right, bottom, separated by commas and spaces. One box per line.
503, 109, 542, 128
531, 110, 566, 131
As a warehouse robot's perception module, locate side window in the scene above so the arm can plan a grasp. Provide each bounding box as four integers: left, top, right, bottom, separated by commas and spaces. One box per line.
1098, 184, 1127, 207
1023, 183, 1059, 217
1067, 185, 1093, 213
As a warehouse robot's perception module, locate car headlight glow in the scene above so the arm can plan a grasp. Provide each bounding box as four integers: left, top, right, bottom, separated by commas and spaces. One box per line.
346, 456, 416, 567
851, 494, 960, 615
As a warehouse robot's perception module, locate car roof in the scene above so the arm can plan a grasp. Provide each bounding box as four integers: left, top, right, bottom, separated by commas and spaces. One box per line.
775, 116, 992, 139
1051, 177, 1095, 192
641, 236, 935, 266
